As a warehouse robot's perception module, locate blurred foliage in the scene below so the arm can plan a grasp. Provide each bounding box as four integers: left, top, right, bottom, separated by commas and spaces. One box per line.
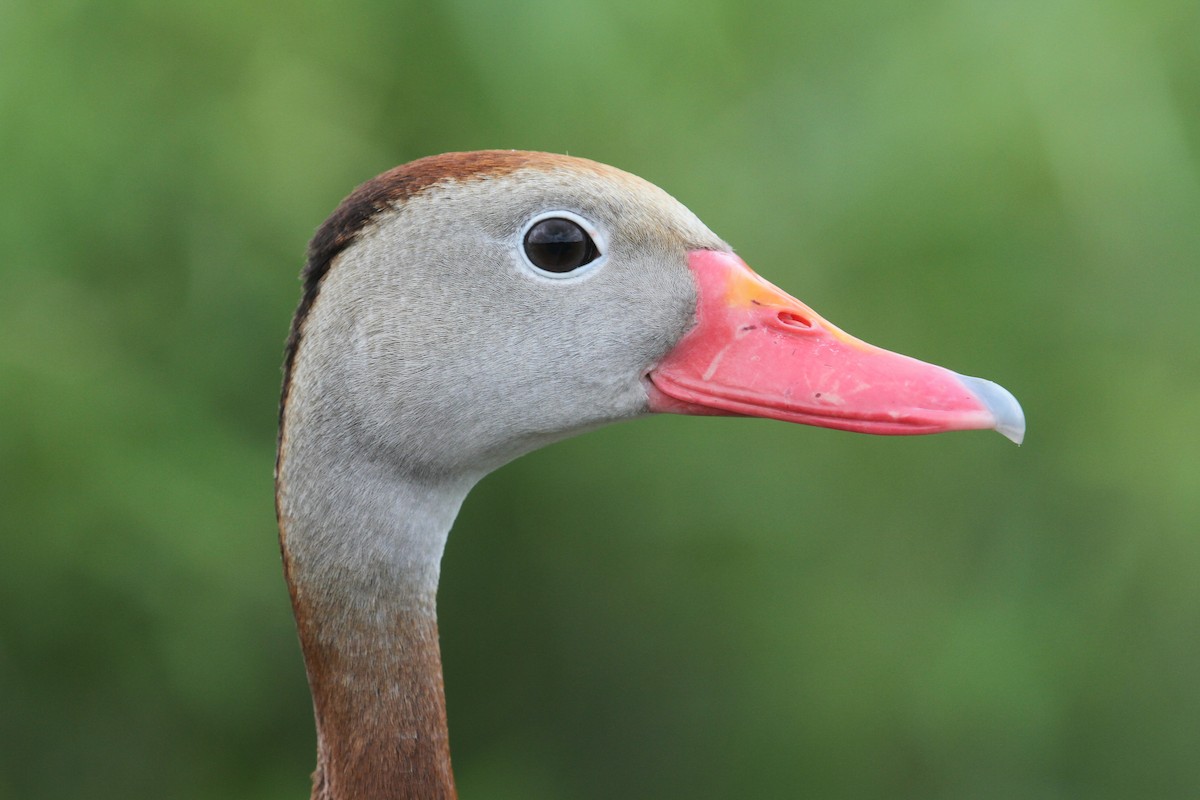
2, 0, 1199, 798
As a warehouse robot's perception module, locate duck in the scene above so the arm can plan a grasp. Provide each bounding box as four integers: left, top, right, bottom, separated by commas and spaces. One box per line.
275, 150, 1024, 799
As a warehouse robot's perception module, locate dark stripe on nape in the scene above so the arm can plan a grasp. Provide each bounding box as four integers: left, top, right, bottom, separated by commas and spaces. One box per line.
277, 150, 554, 432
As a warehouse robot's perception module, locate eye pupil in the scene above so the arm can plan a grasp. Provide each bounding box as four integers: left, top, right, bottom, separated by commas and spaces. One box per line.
523, 217, 599, 274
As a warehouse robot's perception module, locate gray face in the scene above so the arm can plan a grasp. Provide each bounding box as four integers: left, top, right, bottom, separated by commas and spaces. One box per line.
288, 163, 729, 480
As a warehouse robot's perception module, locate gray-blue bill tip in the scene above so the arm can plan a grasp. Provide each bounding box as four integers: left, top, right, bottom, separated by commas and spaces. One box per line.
956, 374, 1026, 445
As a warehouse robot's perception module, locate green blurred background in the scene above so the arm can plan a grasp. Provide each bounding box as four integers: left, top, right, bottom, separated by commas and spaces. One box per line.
2, 0, 1198, 797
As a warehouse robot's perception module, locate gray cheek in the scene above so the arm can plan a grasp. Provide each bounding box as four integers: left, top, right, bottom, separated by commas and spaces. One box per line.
591, 245, 699, 367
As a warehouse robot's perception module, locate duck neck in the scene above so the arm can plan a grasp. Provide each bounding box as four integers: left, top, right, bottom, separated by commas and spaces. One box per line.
278, 449, 472, 800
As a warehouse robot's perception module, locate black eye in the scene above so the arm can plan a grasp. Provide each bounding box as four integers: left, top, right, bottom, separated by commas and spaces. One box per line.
523, 217, 600, 274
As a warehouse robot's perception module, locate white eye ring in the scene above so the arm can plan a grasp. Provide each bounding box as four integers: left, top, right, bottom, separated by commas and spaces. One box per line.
518, 210, 608, 280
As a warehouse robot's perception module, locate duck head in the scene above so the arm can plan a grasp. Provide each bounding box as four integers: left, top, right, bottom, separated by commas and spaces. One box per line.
283, 150, 1022, 486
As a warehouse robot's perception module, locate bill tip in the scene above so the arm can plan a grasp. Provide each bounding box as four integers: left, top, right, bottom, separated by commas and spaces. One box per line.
956, 374, 1026, 445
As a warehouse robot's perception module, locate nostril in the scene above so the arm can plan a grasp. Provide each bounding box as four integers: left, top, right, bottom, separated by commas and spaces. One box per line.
777, 311, 812, 329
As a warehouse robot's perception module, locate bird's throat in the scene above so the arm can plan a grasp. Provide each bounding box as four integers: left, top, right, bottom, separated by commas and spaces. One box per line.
277, 439, 471, 799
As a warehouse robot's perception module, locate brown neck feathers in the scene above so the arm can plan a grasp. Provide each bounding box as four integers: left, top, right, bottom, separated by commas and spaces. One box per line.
294, 596, 456, 800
